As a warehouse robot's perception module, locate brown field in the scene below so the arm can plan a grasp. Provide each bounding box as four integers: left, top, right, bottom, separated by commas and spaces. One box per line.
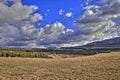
0, 52, 119, 80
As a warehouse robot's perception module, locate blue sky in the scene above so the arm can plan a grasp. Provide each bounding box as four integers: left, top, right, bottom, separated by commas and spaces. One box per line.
22, 0, 86, 30
22, 0, 102, 30
0, 0, 120, 48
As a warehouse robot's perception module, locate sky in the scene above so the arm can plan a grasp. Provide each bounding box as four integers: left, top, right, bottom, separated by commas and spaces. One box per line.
22, 0, 86, 30
22, 0, 100, 29
0, 0, 120, 48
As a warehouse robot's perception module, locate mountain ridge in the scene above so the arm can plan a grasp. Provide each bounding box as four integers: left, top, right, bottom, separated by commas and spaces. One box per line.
83, 37, 120, 47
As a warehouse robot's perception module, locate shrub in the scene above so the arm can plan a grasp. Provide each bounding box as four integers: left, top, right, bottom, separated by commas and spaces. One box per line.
0, 49, 49, 58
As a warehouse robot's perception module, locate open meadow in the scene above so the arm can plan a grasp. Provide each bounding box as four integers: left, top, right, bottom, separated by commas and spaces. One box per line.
0, 52, 119, 80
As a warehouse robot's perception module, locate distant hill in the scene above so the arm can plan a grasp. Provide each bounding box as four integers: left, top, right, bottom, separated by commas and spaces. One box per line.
83, 37, 120, 47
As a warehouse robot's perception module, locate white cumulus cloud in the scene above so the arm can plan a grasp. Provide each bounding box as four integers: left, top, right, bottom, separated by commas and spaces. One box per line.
58, 9, 64, 15
65, 12, 73, 18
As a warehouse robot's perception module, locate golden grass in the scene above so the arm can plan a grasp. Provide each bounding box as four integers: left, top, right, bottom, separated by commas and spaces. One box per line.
0, 52, 119, 80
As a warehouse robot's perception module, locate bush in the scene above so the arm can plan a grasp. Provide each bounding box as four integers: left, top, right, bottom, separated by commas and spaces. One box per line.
0, 49, 49, 58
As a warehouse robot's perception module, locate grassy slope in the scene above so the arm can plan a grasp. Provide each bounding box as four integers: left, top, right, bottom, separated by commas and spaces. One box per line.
0, 52, 119, 80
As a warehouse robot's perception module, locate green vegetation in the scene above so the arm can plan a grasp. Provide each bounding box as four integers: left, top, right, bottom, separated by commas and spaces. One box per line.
0, 47, 120, 58
49, 47, 120, 55
0, 48, 49, 58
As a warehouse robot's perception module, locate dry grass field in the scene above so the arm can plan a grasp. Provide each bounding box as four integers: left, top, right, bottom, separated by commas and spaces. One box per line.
0, 52, 119, 80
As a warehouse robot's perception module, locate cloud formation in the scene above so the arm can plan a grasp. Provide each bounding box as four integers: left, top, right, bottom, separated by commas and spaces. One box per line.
58, 9, 64, 16
73, 0, 120, 44
0, 0, 120, 48
65, 12, 73, 18
50, 0, 120, 47
0, 0, 43, 47
0, 0, 67, 48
